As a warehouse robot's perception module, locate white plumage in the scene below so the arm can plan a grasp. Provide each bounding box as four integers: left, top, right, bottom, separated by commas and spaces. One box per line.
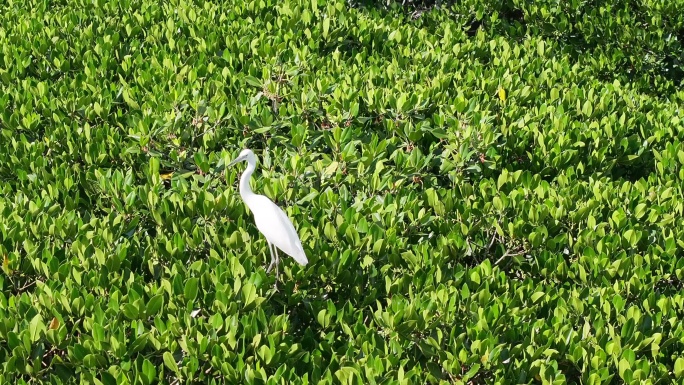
228, 149, 308, 285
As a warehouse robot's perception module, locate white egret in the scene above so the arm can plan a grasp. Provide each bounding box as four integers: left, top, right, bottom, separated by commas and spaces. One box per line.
227, 149, 308, 287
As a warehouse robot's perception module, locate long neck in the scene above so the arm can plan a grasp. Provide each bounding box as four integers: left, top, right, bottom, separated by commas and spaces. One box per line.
239, 161, 256, 201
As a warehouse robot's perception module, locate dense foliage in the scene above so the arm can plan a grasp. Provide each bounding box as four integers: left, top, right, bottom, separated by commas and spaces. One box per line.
2, 0, 684, 383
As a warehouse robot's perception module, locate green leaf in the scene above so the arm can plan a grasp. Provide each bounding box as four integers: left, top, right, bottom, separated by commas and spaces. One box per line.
143, 358, 157, 382
335, 366, 359, 384
634, 203, 647, 219
317, 309, 329, 328
92, 323, 105, 343
29, 314, 45, 342
146, 294, 164, 316
470, 270, 480, 285
130, 332, 150, 353
623, 229, 639, 248
530, 292, 545, 304
497, 169, 508, 190
194, 151, 209, 173
454, 95, 467, 113
537, 39, 545, 56
492, 196, 503, 211
122, 304, 139, 320
242, 282, 257, 309
244, 75, 262, 87
163, 351, 180, 374
322, 17, 330, 39
675, 357, 684, 378
184, 278, 200, 301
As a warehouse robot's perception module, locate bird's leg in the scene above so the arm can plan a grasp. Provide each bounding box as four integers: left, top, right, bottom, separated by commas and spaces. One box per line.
273, 246, 280, 290
266, 242, 276, 273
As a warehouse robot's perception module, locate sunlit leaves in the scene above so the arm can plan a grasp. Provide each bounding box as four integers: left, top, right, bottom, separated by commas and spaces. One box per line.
1, 0, 684, 383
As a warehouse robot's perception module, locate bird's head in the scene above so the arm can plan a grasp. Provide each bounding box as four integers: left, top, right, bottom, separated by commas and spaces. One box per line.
228, 148, 256, 167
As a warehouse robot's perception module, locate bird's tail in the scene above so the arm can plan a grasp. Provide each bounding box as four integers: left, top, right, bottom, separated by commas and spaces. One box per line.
293, 247, 308, 266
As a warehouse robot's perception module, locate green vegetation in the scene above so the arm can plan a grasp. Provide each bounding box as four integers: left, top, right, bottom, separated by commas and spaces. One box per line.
1, 0, 684, 383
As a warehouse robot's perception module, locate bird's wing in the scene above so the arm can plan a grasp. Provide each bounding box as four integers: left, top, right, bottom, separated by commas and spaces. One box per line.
248, 195, 308, 265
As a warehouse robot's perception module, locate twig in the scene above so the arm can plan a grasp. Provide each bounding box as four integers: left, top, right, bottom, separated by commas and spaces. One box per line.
17, 279, 40, 293
192, 119, 222, 144
494, 249, 526, 265
487, 231, 498, 250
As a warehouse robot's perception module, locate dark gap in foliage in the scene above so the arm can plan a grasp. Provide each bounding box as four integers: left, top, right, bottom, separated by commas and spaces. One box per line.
499, 5, 524, 25
349, 0, 445, 12
490, 127, 657, 185
464, 18, 482, 37
526, 1, 681, 96
654, 276, 684, 297
319, 36, 363, 58
608, 161, 655, 183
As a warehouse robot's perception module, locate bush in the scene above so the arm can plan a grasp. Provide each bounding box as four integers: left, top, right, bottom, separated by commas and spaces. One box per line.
1, 0, 684, 383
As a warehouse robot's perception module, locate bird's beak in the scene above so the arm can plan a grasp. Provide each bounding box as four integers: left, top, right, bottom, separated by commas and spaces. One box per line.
227, 157, 241, 167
